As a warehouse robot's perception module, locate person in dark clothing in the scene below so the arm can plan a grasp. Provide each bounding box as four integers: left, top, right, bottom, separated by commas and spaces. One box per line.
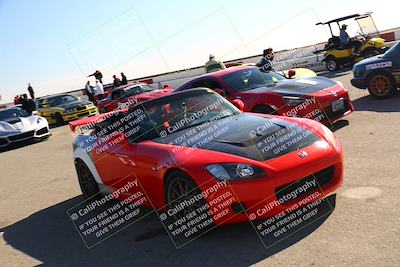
113, 75, 122, 88
87, 70, 103, 84
26, 98, 36, 114
256, 48, 275, 72
85, 81, 97, 105
20, 94, 30, 113
27, 83, 35, 99
121, 72, 128, 85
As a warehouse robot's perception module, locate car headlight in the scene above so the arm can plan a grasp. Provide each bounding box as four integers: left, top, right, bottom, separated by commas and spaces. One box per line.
65, 108, 75, 113
282, 96, 307, 106
37, 117, 44, 123
205, 163, 265, 180
320, 124, 338, 149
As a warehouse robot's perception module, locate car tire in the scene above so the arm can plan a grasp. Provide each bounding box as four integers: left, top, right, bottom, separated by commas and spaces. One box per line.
76, 159, 99, 199
252, 105, 275, 114
165, 170, 207, 221
367, 72, 396, 99
326, 57, 338, 71
55, 113, 64, 126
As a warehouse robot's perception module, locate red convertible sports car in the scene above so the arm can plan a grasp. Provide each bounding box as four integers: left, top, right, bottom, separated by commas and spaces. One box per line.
97, 82, 172, 113
70, 89, 343, 227
176, 66, 354, 126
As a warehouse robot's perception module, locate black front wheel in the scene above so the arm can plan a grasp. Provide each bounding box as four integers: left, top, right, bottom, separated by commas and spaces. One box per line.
326, 58, 338, 71
55, 113, 64, 126
76, 160, 99, 198
165, 171, 205, 220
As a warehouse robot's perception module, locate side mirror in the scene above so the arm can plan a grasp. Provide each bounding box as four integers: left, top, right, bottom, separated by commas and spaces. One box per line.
288, 69, 296, 79
232, 99, 245, 112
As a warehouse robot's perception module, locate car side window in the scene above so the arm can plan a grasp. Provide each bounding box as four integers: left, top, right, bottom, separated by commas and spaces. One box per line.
111, 89, 123, 100
197, 79, 230, 97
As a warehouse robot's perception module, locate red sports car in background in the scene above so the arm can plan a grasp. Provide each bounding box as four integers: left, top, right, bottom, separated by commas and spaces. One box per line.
97, 82, 173, 113
71, 89, 343, 227
176, 66, 354, 125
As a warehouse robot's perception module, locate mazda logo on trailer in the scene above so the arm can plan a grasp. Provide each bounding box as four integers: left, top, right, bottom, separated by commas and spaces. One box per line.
298, 151, 308, 158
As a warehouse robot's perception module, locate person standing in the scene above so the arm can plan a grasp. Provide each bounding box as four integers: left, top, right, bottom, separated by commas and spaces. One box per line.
256, 48, 275, 72
205, 54, 226, 73
113, 75, 122, 88
121, 72, 128, 85
87, 70, 103, 84
95, 80, 105, 100
85, 81, 96, 105
27, 83, 35, 99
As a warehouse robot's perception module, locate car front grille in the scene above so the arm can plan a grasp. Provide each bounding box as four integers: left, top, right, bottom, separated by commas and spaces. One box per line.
36, 127, 49, 135
275, 166, 335, 204
8, 131, 35, 141
76, 106, 87, 111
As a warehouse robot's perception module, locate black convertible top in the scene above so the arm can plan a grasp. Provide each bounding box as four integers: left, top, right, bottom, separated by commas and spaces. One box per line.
316, 12, 372, 25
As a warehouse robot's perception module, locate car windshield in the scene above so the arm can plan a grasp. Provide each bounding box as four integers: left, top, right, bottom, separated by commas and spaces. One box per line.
383, 42, 400, 58
124, 90, 240, 142
0, 109, 29, 121
221, 68, 286, 92
45, 95, 78, 107
125, 84, 155, 97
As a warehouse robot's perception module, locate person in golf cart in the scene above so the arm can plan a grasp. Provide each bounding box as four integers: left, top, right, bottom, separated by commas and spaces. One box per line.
339, 24, 362, 56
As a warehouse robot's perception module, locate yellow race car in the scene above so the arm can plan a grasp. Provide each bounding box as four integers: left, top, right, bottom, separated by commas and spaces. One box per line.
36, 94, 98, 125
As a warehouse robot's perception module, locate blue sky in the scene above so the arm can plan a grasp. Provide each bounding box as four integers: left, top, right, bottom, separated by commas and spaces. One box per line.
0, 0, 398, 103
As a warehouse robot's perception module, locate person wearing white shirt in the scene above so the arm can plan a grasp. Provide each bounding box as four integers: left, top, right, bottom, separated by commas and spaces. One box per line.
95, 80, 105, 100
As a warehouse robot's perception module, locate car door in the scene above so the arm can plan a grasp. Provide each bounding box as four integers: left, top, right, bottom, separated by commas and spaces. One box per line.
91, 113, 138, 188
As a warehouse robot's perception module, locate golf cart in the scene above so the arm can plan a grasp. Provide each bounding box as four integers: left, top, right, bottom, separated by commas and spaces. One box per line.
316, 12, 387, 71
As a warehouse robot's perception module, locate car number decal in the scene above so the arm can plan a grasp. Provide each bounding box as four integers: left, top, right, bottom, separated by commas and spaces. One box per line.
366, 61, 392, 70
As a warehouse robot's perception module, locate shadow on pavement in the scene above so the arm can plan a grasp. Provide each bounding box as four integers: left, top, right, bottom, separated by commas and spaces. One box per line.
352, 94, 400, 112
330, 120, 349, 132
318, 68, 352, 79
1, 195, 337, 266
0, 137, 50, 153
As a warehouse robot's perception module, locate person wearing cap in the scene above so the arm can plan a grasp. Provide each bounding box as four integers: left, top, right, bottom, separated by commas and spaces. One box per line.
205, 54, 226, 73
340, 24, 361, 56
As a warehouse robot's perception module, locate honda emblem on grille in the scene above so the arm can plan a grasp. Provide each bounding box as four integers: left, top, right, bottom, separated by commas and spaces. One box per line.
298, 151, 308, 158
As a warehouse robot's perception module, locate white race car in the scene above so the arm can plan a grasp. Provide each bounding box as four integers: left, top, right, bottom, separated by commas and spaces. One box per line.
0, 107, 50, 148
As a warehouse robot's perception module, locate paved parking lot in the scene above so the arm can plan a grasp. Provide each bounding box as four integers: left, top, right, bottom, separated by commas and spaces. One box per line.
0, 71, 399, 266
